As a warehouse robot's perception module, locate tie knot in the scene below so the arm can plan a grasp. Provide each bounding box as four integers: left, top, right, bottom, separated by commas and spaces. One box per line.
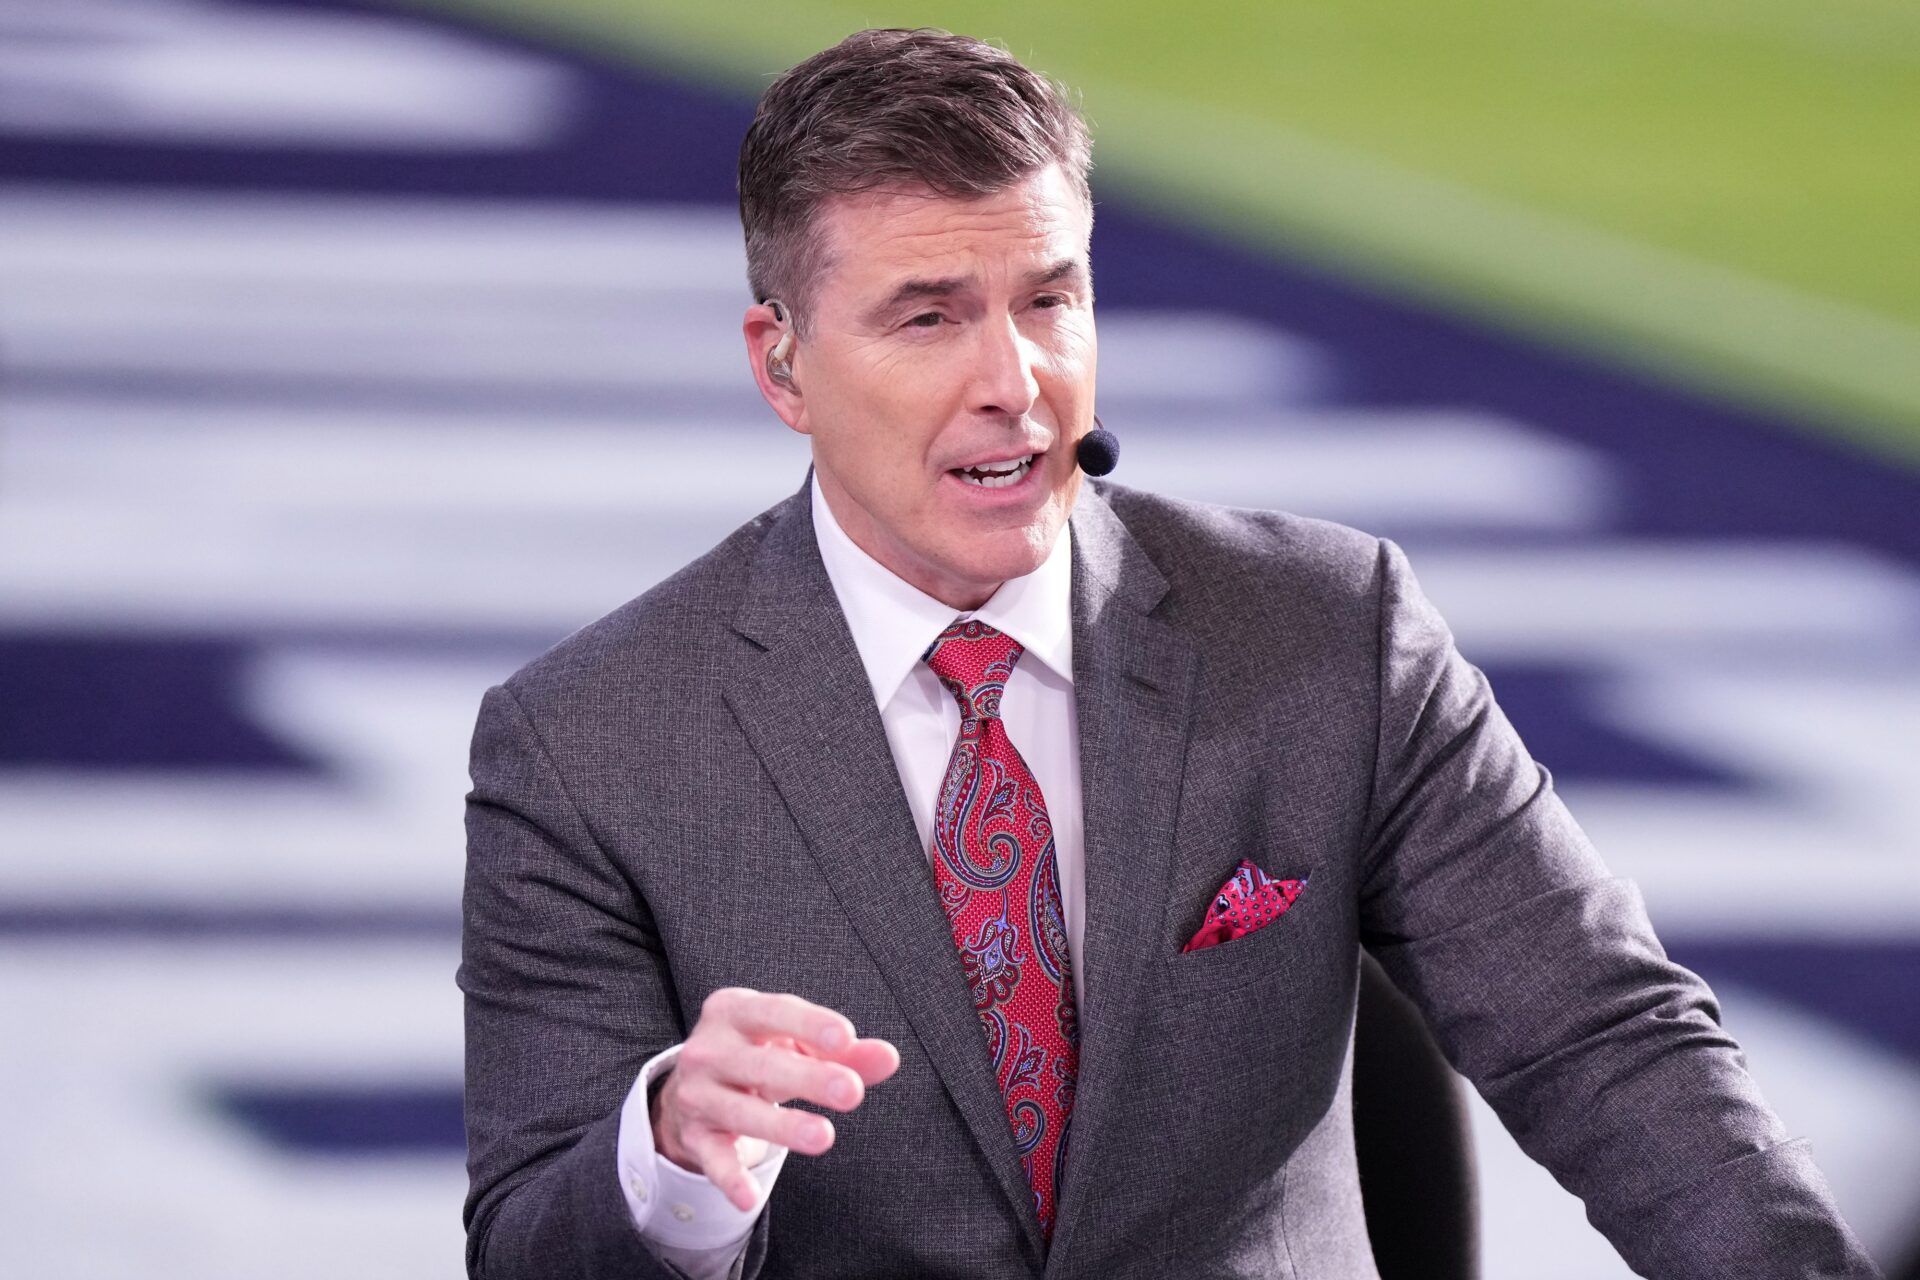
923, 620, 1023, 721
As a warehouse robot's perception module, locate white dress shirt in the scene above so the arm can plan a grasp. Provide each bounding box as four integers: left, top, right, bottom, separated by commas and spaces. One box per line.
615, 476, 1086, 1277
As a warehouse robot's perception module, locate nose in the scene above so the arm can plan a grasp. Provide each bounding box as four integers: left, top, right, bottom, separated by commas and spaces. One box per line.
968, 314, 1040, 421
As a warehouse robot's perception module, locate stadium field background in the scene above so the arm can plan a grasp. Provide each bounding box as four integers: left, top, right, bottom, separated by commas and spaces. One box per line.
413, 0, 1920, 463
2, 2, 1914, 1275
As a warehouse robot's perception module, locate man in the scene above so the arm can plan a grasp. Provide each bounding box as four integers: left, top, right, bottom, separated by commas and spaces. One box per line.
459, 27, 1877, 1280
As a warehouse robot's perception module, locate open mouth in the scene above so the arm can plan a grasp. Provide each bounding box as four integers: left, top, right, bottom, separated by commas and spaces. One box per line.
950, 454, 1034, 489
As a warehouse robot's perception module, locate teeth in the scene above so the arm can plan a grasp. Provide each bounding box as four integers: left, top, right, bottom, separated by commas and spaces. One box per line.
957, 456, 1033, 489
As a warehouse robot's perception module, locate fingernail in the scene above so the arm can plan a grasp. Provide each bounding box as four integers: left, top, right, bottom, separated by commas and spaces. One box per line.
818, 1023, 849, 1051
829, 1079, 855, 1106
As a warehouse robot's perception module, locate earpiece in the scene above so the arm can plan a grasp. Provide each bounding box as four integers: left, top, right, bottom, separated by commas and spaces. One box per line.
766, 298, 796, 387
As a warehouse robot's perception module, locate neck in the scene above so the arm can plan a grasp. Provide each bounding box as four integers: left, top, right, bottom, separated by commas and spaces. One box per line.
814, 472, 1001, 612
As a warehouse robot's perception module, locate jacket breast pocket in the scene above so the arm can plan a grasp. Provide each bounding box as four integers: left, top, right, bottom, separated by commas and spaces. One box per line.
1161, 865, 1314, 997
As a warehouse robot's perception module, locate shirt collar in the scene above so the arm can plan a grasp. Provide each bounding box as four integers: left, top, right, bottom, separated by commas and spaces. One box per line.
810, 473, 1074, 710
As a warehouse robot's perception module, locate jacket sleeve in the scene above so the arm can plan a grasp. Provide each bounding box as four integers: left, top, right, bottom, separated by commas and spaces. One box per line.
1355, 538, 1880, 1279
458, 681, 773, 1280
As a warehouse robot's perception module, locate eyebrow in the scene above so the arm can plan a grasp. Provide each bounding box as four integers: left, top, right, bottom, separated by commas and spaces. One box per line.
864, 276, 966, 324
862, 257, 1089, 325
1028, 257, 1088, 289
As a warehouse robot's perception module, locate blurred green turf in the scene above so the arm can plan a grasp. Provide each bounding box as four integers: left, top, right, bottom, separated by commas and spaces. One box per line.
408, 0, 1920, 464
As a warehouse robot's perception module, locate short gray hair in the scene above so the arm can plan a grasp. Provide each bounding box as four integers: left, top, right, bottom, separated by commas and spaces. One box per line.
738, 28, 1093, 334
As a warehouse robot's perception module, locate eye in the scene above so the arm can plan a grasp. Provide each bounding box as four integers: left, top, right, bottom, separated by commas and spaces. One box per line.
905, 311, 945, 329
1032, 294, 1068, 310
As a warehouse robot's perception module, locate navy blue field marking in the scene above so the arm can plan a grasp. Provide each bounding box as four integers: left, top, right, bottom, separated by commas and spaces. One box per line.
1670, 941, 1920, 1069
0, 628, 558, 773
210, 1081, 465, 1155
1478, 662, 1754, 789
0, 0, 754, 204
1, 369, 778, 421
0, 634, 323, 773
0, 905, 456, 940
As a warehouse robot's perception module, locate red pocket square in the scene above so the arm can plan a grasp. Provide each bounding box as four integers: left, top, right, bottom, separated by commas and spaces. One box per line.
1180, 859, 1308, 953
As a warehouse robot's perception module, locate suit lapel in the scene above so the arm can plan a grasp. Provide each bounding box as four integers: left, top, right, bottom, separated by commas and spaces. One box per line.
1046, 486, 1199, 1276
721, 486, 1047, 1263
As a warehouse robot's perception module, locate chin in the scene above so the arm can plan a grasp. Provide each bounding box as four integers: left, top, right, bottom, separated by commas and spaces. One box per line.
950, 531, 1052, 584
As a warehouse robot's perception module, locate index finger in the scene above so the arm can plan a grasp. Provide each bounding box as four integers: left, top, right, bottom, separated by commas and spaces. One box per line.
722, 990, 857, 1056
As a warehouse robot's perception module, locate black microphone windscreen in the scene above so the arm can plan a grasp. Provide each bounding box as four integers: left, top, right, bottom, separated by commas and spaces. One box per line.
1076, 428, 1120, 477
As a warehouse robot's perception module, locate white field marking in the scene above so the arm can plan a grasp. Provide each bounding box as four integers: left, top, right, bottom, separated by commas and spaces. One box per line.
1, 301, 1317, 403
0, 497, 763, 631
0, 650, 506, 906
1469, 984, 1920, 1278
0, 457, 811, 632
15, 520, 1909, 644
1552, 660, 1920, 936
0, 189, 750, 292
0, 402, 791, 512
5, 288, 764, 392
1091, 312, 1331, 404
0, 195, 753, 391
0, 406, 723, 514
0, 0, 571, 148
0, 397, 1606, 517
1107, 408, 1616, 529
0, 938, 466, 1280
1412, 543, 1920, 659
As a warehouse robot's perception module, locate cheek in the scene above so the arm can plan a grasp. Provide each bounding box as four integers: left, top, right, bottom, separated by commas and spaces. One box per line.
1053, 469, 1085, 516
888, 357, 970, 427
816, 357, 941, 468
853, 357, 961, 471
1036, 320, 1096, 386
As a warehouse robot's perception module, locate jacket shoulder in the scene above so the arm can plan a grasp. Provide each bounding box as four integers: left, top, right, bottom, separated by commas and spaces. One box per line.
1094, 482, 1385, 619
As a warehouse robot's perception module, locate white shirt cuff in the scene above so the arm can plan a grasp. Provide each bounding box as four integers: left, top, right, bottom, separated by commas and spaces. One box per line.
617, 1041, 790, 1249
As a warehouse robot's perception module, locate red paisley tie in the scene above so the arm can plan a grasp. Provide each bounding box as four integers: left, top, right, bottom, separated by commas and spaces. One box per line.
923, 619, 1079, 1244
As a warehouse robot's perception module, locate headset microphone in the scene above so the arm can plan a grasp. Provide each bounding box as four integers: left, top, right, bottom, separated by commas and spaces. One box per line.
1075, 417, 1120, 476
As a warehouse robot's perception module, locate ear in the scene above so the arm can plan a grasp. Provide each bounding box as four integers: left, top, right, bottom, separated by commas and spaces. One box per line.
744, 302, 808, 435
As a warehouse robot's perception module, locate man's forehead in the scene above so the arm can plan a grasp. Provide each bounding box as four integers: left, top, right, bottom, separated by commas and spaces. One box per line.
814, 172, 1091, 285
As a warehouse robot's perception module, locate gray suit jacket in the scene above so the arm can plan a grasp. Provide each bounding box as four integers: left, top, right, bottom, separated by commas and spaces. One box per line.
460, 479, 1875, 1279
